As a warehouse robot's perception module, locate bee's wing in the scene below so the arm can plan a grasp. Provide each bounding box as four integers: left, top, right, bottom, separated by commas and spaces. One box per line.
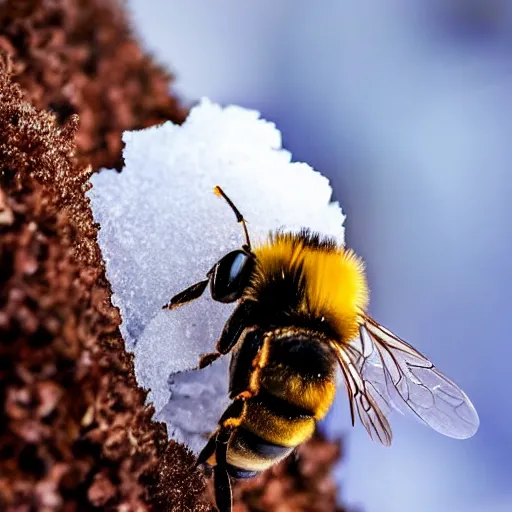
329, 335, 393, 446
360, 314, 480, 440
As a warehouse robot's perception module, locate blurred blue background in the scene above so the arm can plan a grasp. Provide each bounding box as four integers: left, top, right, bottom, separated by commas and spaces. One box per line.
127, 1, 512, 511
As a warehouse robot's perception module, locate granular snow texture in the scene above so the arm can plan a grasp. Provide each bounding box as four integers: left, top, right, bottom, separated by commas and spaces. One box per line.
88, 99, 346, 452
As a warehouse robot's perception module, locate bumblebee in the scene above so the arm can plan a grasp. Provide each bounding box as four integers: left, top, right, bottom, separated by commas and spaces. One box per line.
164, 186, 479, 512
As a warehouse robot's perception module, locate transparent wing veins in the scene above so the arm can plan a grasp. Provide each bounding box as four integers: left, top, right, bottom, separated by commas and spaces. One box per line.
331, 315, 479, 444
329, 339, 392, 446
360, 314, 480, 440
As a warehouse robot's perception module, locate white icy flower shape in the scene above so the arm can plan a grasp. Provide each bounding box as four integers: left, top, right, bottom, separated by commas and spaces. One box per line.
88, 98, 345, 450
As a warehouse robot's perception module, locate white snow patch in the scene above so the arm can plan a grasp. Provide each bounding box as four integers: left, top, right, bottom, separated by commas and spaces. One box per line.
88, 98, 345, 450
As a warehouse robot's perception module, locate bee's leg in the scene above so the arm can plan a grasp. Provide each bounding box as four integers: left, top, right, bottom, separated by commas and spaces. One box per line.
196, 432, 217, 467
197, 399, 244, 469
198, 351, 223, 369
200, 401, 244, 511
219, 398, 245, 425
162, 279, 209, 310
227, 328, 263, 399
231, 330, 272, 400
196, 398, 244, 468
213, 427, 233, 512
198, 301, 256, 369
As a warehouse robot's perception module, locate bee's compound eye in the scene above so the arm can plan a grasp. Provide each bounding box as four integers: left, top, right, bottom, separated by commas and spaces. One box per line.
211, 250, 253, 303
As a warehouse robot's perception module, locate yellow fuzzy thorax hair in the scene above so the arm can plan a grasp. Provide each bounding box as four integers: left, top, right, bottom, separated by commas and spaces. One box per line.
248, 232, 369, 342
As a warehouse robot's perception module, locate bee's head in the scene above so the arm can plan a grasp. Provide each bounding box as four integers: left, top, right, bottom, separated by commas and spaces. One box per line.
209, 249, 254, 303
163, 186, 255, 311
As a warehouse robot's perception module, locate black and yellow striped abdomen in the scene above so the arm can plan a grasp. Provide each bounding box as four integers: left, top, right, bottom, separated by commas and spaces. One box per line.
225, 330, 337, 476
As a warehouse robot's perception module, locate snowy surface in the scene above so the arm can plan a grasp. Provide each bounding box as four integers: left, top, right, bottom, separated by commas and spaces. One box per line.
88, 99, 345, 449
159, 358, 231, 453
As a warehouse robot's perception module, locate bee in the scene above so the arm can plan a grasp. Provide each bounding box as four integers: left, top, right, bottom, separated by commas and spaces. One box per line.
163, 186, 479, 512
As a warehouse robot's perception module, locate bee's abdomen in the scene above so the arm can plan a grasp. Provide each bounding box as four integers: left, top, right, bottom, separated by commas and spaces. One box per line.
260, 334, 337, 420
226, 425, 294, 474
244, 391, 316, 444
225, 330, 337, 475
226, 392, 312, 473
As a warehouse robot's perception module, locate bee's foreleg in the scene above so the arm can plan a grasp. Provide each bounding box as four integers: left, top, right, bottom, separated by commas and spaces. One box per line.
198, 351, 222, 368
162, 279, 209, 310
217, 301, 255, 353
198, 301, 256, 369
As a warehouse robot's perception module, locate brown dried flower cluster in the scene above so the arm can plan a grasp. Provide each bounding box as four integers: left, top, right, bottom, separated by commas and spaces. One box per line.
0, 56, 210, 511
0, 0, 187, 172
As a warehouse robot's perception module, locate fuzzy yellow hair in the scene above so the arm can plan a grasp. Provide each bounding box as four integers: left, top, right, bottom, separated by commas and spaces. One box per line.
248, 232, 369, 342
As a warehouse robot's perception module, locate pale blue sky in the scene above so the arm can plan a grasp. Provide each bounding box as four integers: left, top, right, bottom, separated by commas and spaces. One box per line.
127, 2, 512, 510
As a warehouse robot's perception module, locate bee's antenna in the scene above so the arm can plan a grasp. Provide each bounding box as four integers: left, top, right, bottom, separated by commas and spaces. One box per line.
214, 185, 252, 252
